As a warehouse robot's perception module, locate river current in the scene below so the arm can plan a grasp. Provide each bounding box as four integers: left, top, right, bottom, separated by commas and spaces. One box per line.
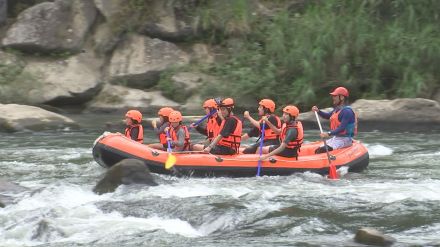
0, 114, 439, 246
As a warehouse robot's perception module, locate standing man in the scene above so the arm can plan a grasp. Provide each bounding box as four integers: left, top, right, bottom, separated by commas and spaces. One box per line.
312, 86, 357, 153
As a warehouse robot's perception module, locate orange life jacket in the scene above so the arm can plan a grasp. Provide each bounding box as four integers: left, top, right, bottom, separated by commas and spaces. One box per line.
260, 114, 281, 140
206, 114, 221, 141
217, 115, 242, 153
279, 121, 303, 149
158, 122, 170, 145
125, 124, 144, 143
329, 106, 357, 137
169, 125, 191, 151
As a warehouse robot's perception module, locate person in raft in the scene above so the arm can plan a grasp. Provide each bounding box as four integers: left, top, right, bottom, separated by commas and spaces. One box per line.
258, 105, 303, 160
190, 98, 223, 151
311, 86, 357, 154
241, 99, 282, 154
164, 110, 191, 151
148, 107, 174, 150
124, 110, 144, 143
203, 98, 242, 155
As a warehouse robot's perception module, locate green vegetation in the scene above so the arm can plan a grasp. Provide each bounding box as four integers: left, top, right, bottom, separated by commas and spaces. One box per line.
195, 0, 440, 108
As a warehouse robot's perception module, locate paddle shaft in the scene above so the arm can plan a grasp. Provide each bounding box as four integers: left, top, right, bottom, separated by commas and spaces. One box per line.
314, 111, 338, 179
256, 122, 266, 176
189, 110, 217, 129
166, 130, 172, 152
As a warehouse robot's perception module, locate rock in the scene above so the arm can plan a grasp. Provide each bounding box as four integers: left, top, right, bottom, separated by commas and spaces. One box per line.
107, 34, 190, 89
86, 84, 179, 113
354, 227, 396, 246
191, 43, 215, 64
93, 159, 158, 195
92, 22, 124, 55
0, 178, 28, 207
299, 98, 440, 131
138, 0, 198, 42
21, 52, 103, 106
0, 0, 6, 25
2, 0, 96, 53
168, 72, 214, 102
0, 104, 77, 132
93, 0, 124, 20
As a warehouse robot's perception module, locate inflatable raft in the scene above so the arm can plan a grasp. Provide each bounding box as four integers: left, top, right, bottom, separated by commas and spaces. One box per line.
92, 132, 369, 177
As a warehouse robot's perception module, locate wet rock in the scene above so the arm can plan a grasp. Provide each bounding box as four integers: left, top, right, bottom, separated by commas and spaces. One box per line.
299, 98, 440, 132
107, 34, 189, 89
0, 0, 6, 25
354, 227, 396, 246
85, 84, 179, 113
93, 159, 158, 195
22, 52, 104, 106
0, 104, 77, 132
32, 219, 66, 241
2, 0, 96, 53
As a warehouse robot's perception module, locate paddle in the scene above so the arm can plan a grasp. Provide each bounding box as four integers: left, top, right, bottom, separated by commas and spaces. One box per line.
164, 130, 177, 170
256, 122, 266, 176
314, 111, 338, 179
189, 110, 217, 129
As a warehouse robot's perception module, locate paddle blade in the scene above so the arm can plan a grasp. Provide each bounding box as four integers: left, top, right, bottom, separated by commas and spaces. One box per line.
165, 154, 177, 170
328, 164, 339, 179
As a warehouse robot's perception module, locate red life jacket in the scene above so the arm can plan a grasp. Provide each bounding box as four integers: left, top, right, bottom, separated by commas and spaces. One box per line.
260, 114, 281, 140
206, 114, 221, 141
329, 106, 358, 137
169, 125, 191, 151
279, 121, 303, 149
158, 122, 170, 145
217, 115, 242, 153
125, 124, 144, 143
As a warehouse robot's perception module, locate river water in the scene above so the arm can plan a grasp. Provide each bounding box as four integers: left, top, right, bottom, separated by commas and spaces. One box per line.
0, 114, 439, 247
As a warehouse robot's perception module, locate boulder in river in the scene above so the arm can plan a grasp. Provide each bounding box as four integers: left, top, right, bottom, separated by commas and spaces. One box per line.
354, 227, 396, 246
0, 104, 77, 132
93, 159, 158, 195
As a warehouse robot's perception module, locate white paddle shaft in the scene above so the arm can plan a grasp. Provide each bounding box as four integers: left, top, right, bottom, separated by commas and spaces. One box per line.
314, 111, 324, 133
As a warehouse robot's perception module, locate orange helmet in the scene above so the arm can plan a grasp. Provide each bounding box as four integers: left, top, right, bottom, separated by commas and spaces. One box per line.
158, 107, 174, 117
219, 98, 234, 107
330, 87, 349, 97
283, 105, 299, 117
203, 99, 217, 109
259, 99, 275, 113
125, 110, 142, 123
169, 110, 183, 123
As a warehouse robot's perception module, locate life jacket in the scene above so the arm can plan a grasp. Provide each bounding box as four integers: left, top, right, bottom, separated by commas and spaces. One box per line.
259, 114, 281, 140
217, 115, 242, 153
158, 122, 170, 145
206, 114, 221, 141
125, 124, 144, 143
330, 106, 358, 137
169, 125, 191, 151
279, 121, 303, 149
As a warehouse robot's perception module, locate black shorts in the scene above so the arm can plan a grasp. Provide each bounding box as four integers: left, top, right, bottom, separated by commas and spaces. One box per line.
268, 145, 298, 158
210, 145, 236, 155
243, 138, 280, 154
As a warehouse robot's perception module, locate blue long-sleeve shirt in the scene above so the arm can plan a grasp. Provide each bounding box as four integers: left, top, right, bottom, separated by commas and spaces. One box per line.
318, 106, 355, 136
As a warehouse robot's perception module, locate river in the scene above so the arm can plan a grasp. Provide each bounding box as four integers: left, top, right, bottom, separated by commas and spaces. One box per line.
0, 114, 439, 246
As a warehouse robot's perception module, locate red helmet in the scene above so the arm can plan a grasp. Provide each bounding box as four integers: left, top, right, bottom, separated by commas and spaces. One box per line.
219, 98, 234, 107
168, 110, 183, 123
330, 87, 349, 97
259, 99, 276, 113
203, 99, 217, 109
158, 107, 174, 117
125, 110, 142, 122
282, 105, 299, 117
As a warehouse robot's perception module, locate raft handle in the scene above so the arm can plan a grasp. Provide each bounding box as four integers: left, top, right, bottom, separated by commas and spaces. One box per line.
330, 155, 336, 161
215, 156, 223, 162
269, 157, 277, 163
151, 151, 159, 156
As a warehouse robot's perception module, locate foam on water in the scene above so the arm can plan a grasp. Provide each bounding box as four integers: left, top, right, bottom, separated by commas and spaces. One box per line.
365, 144, 393, 157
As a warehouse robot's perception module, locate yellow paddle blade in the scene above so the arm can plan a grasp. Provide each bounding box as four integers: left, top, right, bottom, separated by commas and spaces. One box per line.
165, 154, 177, 170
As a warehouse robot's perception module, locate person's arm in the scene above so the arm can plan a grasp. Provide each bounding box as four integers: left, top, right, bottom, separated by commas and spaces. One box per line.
241, 133, 250, 141
243, 111, 260, 129
130, 127, 139, 140
171, 128, 186, 150
329, 108, 354, 136
312, 106, 332, 119
246, 127, 260, 138
195, 124, 208, 136
263, 117, 281, 134
204, 117, 236, 152
154, 122, 167, 135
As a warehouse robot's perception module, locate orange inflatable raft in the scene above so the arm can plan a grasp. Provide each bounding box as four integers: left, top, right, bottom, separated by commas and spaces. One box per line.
92, 132, 369, 177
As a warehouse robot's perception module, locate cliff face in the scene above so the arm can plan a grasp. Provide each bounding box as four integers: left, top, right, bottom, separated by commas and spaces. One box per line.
0, 0, 219, 113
